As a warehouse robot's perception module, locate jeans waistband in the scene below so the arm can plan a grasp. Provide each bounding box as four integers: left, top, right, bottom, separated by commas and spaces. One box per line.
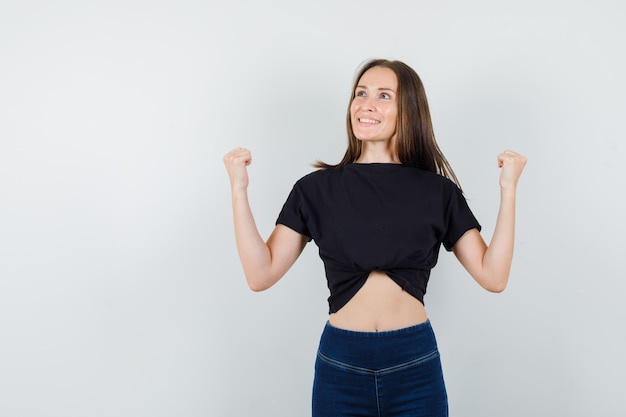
318, 320, 439, 371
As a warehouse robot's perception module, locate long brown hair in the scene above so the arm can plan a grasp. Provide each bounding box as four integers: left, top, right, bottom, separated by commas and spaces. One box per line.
315, 59, 461, 188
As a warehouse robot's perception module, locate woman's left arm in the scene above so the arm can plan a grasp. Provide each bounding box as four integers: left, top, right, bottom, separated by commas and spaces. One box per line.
452, 150, 527, 292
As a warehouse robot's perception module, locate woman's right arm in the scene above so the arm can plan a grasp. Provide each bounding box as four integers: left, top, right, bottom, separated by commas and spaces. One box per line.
223, 147, 308, 291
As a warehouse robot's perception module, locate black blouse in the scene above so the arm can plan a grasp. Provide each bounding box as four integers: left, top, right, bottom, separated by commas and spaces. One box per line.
276, 163, 481, 313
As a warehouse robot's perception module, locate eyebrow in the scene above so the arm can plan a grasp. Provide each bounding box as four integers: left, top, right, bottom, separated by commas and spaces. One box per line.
356, 85, 396, 92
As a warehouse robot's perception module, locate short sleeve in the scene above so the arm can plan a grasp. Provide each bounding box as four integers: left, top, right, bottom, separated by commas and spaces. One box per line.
276, 183, 312, 241
441, 182, 481, 251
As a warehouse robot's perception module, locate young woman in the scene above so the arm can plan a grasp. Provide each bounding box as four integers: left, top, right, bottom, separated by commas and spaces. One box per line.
223, 59, 526, 417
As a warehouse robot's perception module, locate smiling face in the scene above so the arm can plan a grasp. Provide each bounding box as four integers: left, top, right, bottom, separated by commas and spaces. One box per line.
350, 66, 398, 144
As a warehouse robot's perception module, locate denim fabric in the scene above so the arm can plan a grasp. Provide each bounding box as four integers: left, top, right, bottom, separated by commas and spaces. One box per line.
312, 320, 448, 417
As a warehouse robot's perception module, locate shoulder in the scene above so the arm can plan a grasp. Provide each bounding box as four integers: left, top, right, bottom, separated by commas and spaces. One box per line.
293, 166, 341, 188
396, 166, 459, 191
415, 168, 461, 190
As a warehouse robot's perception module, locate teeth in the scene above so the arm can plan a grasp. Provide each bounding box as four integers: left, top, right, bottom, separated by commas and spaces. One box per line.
359, 118, 380, 124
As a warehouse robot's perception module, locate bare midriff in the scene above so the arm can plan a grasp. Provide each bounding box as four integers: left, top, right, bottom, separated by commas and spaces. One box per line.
328, 270, 429, 332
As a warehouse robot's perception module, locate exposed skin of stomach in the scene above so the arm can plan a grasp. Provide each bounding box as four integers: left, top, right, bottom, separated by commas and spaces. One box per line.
328, 270, 429, 332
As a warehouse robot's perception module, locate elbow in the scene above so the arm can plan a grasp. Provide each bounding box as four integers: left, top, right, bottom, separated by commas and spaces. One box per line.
245, 273, 276, 292
486, 283, 507, 293
478, 272, 509, 293
243, 262, 285, 292
483, 277, 508, 293
247, 279, 270, 292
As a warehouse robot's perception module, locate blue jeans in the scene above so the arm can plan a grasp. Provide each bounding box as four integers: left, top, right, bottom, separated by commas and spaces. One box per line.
312, 320, 448, 417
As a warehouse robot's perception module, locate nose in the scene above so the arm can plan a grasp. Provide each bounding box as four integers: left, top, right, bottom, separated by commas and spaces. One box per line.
361, 96, 375, 112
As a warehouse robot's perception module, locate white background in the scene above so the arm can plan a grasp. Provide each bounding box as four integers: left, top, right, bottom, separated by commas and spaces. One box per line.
1, 1, 625, 416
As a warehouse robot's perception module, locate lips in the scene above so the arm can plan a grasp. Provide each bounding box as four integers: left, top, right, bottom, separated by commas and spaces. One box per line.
358, 118, 380, 125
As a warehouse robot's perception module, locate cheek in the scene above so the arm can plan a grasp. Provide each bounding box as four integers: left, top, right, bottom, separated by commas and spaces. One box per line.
388, 107, 398, 124
350, 105, 360, 123
349, 100, 358, 114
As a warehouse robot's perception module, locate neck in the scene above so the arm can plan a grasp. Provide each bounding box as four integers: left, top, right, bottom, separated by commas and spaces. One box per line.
356, 141, 398, 163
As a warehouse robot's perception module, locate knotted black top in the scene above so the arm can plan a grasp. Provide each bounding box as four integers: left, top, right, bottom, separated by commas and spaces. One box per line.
276, 163, 481, 313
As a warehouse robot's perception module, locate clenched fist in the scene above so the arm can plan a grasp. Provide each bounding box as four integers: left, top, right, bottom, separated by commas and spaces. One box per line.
497, 150, 527, 189
223, 147, 253, 191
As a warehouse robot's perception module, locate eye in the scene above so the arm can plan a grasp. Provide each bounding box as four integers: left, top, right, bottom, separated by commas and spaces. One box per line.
355, 90, 366, 98
380, 92, 391, 100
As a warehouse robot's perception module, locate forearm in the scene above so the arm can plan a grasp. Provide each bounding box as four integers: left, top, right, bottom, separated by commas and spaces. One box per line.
224, 147, 306, 291
453, 150, 526, 293
230, 188, 274, 290
482, 187, 516, 291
